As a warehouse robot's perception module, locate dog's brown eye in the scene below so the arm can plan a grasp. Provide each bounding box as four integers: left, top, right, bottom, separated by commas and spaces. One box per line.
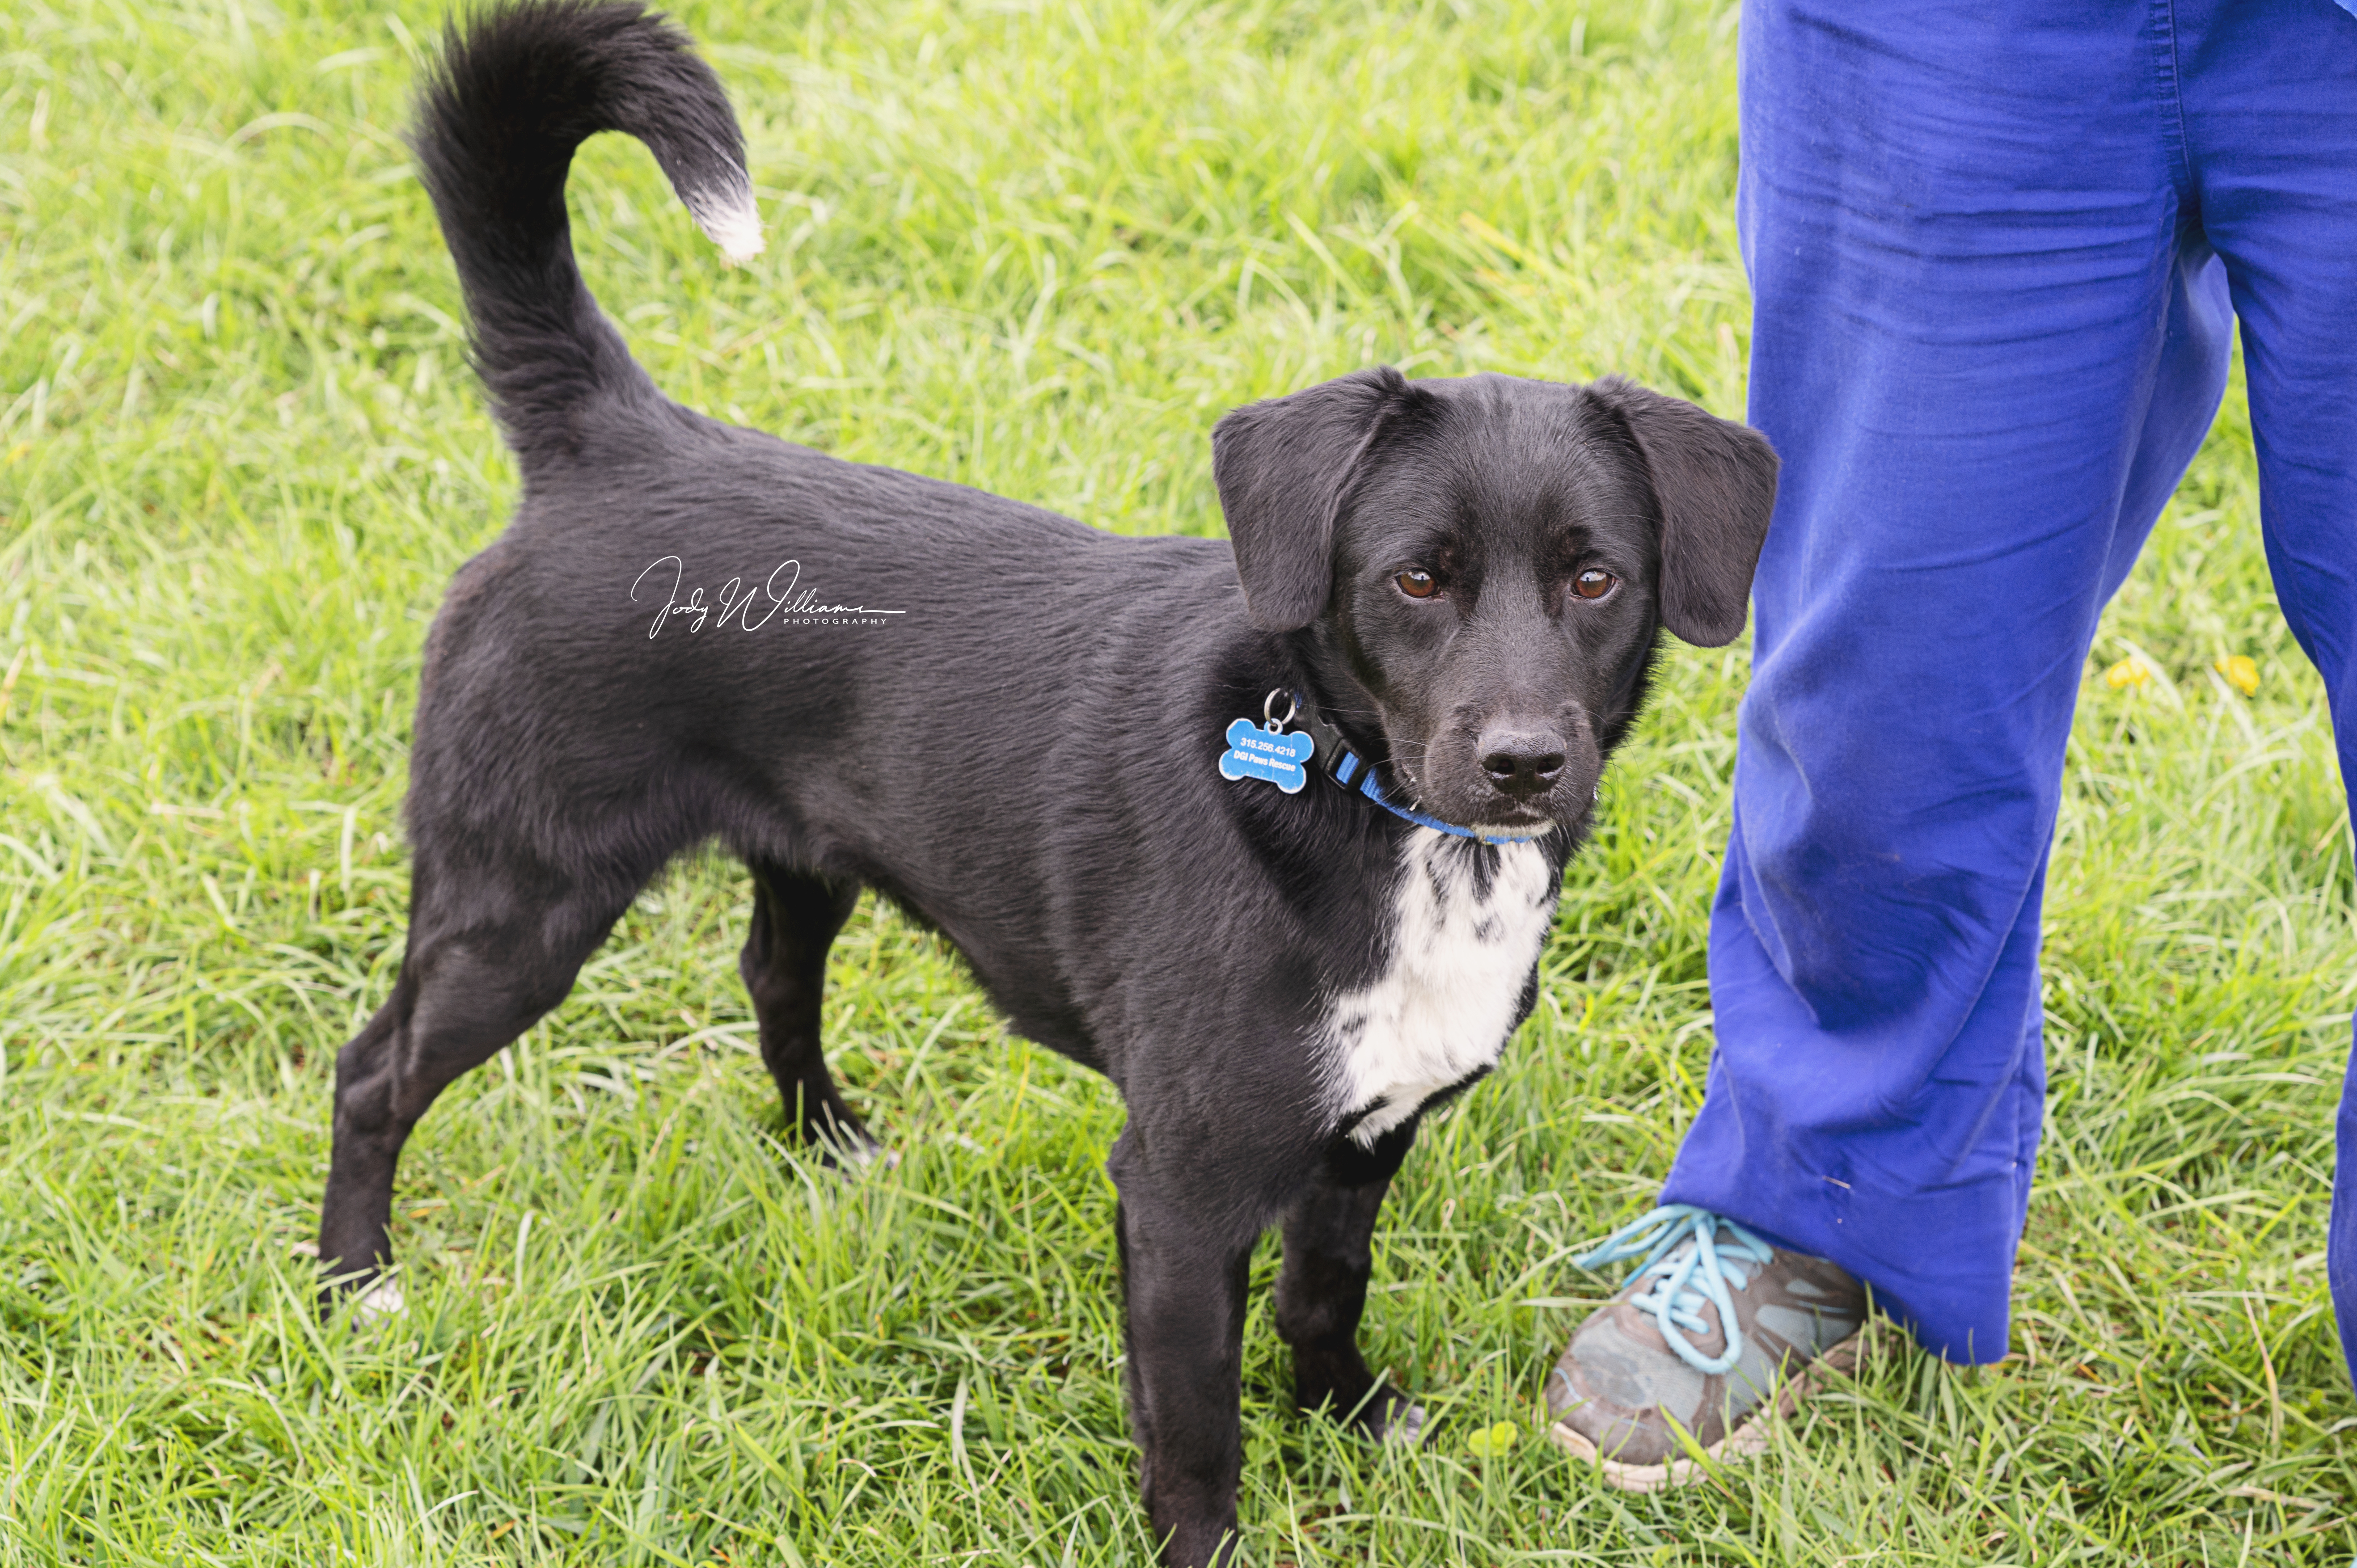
1395, 569, 1439, 599
1572, 569, 1618, 601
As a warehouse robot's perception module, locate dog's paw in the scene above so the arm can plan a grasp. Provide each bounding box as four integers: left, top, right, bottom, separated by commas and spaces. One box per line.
828, 1137, 900, 1177
1331, 1383, 1427, 1447
1382, 1401, 1429, 1448
355, 1277, 407, 1323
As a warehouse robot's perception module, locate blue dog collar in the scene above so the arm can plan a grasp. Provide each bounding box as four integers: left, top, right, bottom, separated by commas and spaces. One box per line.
1280, 691, 1552, 846
1327, 745, 1549, 845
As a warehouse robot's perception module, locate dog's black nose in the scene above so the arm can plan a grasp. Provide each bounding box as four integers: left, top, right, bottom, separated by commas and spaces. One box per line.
1478, 731, 1567, 801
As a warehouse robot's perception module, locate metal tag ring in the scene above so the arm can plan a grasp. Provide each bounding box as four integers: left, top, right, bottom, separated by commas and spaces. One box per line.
1263, 688, 1299, 730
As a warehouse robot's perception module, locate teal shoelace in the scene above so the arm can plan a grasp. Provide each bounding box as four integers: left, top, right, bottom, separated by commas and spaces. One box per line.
1575, 1204, 1776, 1377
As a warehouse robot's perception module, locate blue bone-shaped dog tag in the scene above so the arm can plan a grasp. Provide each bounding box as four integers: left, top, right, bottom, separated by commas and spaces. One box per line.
1219, 717, 1314, 794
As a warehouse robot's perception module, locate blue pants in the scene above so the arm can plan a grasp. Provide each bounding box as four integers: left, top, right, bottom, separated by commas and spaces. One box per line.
1661, 0, 2357, 1366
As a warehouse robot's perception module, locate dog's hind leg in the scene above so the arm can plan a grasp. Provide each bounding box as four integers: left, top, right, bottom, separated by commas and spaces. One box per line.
1275, 1124, 1424, 1443
738, 862, 875, 1161
318, 856, 637, 1306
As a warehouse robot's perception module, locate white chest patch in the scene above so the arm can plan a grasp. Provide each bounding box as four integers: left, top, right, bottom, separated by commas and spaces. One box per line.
1322, 833, 1558, 1146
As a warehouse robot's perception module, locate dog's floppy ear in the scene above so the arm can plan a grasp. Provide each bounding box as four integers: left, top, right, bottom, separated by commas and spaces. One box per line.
1591, 375, 1780, 648
1212, 366, 1412, 632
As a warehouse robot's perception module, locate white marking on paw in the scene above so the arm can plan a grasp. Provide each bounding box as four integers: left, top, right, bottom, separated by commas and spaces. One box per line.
355, 1278, 406, 1322
685, 183, 764, 264
1322, 833, 1556, 1146
1387, 1403, 1429, 1446
837, 1141, 900, 1175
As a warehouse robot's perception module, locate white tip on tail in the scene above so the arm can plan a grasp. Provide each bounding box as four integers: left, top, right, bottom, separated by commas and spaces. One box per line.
688, 184, 765, 264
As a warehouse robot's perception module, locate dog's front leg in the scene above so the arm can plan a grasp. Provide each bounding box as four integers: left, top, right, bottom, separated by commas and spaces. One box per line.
1274, 1136, 1423, 1444
1111, 1168, 1257, 1568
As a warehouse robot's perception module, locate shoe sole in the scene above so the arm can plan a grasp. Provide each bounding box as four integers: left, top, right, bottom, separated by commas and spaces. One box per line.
1545, 1330, 1863, 1493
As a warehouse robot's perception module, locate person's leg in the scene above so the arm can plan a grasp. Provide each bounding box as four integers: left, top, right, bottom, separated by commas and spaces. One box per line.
2176, 0, 2357, 1385
1549, 5, 2243, 1465
1651, 0, 2237, 1367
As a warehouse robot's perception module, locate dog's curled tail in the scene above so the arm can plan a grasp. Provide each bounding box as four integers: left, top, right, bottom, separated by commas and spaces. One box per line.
414, 0, 759, 451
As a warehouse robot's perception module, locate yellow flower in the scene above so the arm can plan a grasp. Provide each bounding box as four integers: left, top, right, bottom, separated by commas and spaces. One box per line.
1466, 1420, 1518, 1458
2215, 654, 2260, 696
2104, 658, 2151, 690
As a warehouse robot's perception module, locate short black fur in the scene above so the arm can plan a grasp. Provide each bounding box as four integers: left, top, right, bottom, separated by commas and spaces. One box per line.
317, 7, 1780, 1564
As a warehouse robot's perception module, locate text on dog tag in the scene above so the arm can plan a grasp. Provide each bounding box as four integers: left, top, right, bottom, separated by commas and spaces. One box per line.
1218, 718, 1314, 794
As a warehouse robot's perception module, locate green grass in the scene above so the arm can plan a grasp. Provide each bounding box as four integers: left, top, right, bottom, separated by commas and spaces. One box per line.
3, 0, 2353, 1560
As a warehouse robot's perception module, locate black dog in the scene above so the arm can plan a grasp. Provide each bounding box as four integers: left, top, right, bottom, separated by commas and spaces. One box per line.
316, 4, 1778, 1562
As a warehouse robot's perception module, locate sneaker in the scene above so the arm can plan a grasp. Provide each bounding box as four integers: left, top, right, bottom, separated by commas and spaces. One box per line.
1544, 1204, 1865, 1492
